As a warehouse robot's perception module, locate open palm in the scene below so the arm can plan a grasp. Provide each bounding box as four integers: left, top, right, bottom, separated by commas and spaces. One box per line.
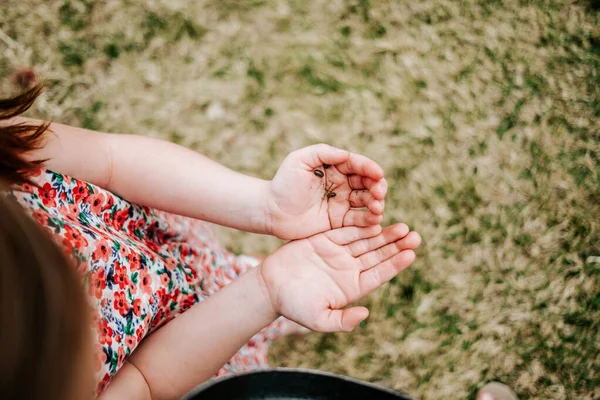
267, 144, 388, 240
260, 223, 422, 332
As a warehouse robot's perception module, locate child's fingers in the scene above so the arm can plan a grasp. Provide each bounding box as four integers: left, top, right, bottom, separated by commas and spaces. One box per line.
336, 153, 385, 181
358, 232, 422, 271
320, 306, 369, 332
348, 176, 388, 200
348, 190, 385, 214
358, 250, 416, 295
324, 225, 382, 245
342, 210, 383, 227
295, 144, 350, 168
347, 223, 410, 257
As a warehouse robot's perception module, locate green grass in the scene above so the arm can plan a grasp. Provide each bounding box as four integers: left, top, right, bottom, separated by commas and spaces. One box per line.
1, 0, 599, 398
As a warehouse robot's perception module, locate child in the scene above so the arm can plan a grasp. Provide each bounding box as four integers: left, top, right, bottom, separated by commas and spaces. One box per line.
1, 82, 421, 399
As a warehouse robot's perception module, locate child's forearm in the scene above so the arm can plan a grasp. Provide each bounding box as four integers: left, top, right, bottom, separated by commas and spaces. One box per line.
101, 266, 277, 400
104, 133, 272, 234
28, 120, 272, 234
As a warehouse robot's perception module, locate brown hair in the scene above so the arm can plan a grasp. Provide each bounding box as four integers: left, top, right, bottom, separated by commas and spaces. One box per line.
0, 193, 90, 399
0, 81, 50, 185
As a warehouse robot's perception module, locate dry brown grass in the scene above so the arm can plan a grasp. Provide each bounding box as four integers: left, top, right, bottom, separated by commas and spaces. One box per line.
1, 0, 599, 399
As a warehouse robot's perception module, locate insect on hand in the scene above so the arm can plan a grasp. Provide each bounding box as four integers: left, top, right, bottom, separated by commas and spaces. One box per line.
313, 169, 324, 177
322, 183, 336, 200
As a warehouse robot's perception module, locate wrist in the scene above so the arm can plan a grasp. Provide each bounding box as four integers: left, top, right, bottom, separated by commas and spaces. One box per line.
243, 264, 280, 323
261, 180, 288, 239
248, 178, 274, 235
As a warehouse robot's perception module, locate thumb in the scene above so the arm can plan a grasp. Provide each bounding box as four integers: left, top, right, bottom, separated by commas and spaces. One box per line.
323, 306, 369, 332
297, 144, 349, 168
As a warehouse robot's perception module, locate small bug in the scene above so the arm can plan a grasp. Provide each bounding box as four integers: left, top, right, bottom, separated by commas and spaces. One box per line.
323, 164, 330, 169
313, 169, 324, 177
322, 183, 335, 200
327, 192, 336, 198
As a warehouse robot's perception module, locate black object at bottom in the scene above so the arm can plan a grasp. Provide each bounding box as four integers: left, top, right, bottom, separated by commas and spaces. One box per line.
184, 368, 415, 400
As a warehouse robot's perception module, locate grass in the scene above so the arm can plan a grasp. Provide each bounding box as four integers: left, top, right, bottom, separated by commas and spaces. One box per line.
1, 0, 599, 398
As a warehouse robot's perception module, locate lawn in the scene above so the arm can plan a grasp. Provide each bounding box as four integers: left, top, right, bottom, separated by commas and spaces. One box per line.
1, 0, 599, 398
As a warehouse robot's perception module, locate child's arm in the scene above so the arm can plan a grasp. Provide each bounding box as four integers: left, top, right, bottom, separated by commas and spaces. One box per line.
28, 119, 273, 234
98, 223, 421, 399
25, 119, 388, 238
98, 266, 276, 400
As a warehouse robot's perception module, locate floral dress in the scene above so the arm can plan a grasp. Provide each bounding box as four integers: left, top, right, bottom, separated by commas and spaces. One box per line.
12, 169, 293, 396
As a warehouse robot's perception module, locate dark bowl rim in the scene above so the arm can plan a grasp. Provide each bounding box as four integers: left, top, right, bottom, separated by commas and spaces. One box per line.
182, 367, 415, 400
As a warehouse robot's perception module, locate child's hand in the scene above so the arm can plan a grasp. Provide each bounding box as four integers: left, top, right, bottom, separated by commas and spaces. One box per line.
259, 223, 421, 332
267, 144, 387, 240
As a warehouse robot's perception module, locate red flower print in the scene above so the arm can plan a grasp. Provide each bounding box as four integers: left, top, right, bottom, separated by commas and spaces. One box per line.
165, 257, 177, 271
113, 291, 131, 316
73, 181, 90, 202
93, 239, 111, 263
103, 195, 114, 211
135, 217, 146, 231
60, 191, 67, 202
63, 224, 88, 249
184, 269, 196, 284
128, 252, 141, 272
114, 207, 130, 229
146, 241, 160, 253
140, 269, 153, 295
87, 192, 105, 215
136, 325, 145, 343
151, 313, 165, 329
160, 273, 170, 288
89, 269, 107, 299
132, 298, 142, 316
170, 288, 181, 306
115, 333, 122, 343
113, 262, 129, 290
119, 246, 129, 259
117, 346, 126, 365
68, 202, 78, 215
128, 280, 137, 295
39, 182, 56, 208
57, 203, 69, 216
181, 245, 191, 258
99, 373, 111, 394
21, 183, 33, 193
103, 212, 112, 226
127, 220, 136, 234
32, 209, 49, 226
156, 288, 169, 308
125, 335, 136, 350
98, 320, 113, 346
182, 295, 196, 310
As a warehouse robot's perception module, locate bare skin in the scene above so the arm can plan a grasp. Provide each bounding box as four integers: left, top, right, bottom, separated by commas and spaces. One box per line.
19, 118, 387, 241
11, 118, 412, 399
262, 223, 421, 332
99, 223, 420, 400
268, 145, 387, 239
